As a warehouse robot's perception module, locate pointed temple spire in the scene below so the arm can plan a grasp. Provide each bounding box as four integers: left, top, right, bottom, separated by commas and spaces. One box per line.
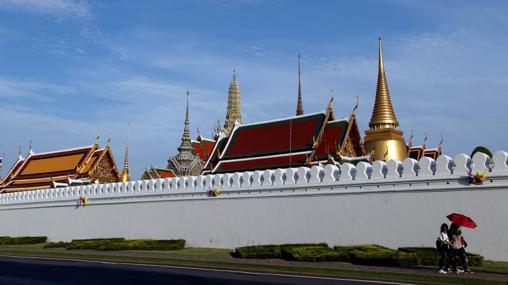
296, 53, 304, 116
368, 37, 399, 130
364, 37, 407, 161
180, 90, 193, 152
121, 124, 130, 182
167, 90, 202, 176
223, 69, 242, 134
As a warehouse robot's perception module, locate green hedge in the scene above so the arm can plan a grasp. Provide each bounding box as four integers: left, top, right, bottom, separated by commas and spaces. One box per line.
97, 239, 186, 251
232, 245, 281, 259
398, 247, 483, 266
233, 244, 482, 268
279, 243, 329, 260
0, 236, 47, 245
43, 241, 71, 249
66, 238, 185, 251
346, 245, 416, 266
67, 238, 126, 250
281, 244, 346, 262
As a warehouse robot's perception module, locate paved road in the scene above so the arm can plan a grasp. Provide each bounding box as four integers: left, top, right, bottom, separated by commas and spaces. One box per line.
0, 255, 415, 285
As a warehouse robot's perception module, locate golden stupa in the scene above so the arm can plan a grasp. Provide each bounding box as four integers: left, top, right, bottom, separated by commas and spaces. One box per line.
364, 38, 407, 161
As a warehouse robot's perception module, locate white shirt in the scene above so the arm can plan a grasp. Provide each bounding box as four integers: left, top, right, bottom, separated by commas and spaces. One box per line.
438, 231, 449, 243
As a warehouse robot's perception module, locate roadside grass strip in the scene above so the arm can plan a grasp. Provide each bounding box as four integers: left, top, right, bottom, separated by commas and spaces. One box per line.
0, 249, 505, 285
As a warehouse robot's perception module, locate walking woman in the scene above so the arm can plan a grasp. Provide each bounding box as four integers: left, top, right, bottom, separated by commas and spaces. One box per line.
449, 223, 471, 273
437, 223, 452, 274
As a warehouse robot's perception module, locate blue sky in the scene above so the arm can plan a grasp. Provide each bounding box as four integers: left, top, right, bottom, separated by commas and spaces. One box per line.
0, 0, 507, 178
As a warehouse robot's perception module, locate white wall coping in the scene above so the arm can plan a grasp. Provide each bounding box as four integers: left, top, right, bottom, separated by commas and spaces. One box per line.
1, 150, 507, 209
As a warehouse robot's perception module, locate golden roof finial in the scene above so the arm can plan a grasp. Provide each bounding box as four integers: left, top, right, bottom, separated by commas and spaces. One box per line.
29, 139, 34, 155
121, 124, 130, 182
106, 132, 112, 147
352, 96, 359, 114
18, 145, 22, 159
438, 135, 443, 154
368, 37, 399, 130
95, 129, 102, 146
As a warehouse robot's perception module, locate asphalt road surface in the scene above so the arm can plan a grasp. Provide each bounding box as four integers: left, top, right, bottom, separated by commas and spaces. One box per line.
0, 255, 415, 285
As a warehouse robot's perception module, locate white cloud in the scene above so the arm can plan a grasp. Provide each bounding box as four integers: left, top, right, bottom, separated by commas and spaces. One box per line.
0, 77, 74, 100
0, 0, 92, 19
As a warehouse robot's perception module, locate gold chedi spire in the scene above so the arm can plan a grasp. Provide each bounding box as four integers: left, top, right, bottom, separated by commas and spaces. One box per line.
121, 125, 130, 182
296, 53, 304, 116
369, 38, 399, 129
223, 69, 242, 134
364, 38, 407, 161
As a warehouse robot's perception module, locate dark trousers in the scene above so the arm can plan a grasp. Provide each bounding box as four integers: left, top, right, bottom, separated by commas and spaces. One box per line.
452, 248, 469, 271
438, 246, 452, 270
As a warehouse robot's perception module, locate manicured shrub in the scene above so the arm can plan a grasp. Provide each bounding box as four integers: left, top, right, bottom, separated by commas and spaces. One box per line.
67, 238, 185, 251
281, 245, 346, 262
398, 247, 438, 265
97, 239, 185, 251
43, 241, 71, 249
349, 248, 399, 266
279, 243, 328, 260
233, 245, 281, 259
395, 252, 418, 266
0, 236, 47, 245
465, 252, 484, 266
398, 247, 483, 266
67, 238, 125, 250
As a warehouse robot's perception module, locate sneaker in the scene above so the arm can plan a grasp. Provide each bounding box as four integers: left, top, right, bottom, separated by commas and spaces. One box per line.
464, 269, 473, 273
438, 269, 447, 274
455, 269, 464, 274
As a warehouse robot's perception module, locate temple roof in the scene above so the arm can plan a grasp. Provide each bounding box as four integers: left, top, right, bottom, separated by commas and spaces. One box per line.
314, 119, 349, 160
203, 103, 363, 174
1, 143, 119, 192
220, 112, 326, 160
191, 136, 215, 161
202, 135, 229, 172
142, 167, 176, 179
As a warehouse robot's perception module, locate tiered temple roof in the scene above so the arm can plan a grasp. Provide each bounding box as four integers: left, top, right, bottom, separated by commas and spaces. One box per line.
0, 140, 120, 193
141, 167, 176, 180
203, 100, 365, 174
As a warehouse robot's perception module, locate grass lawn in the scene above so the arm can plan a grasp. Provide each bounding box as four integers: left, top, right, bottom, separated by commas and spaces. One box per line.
473, 260, 508, 274
0, 244, 45, 249
149, 247, 231, 257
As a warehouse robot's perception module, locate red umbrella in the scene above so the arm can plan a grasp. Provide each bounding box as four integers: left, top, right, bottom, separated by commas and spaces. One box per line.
447, 213, 477, 229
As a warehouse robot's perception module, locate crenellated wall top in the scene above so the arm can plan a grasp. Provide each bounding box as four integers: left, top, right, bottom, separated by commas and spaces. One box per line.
1, 150, 507, 206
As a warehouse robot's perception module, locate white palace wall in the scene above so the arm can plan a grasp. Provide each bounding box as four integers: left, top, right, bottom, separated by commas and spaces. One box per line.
1, 151, 508, 261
